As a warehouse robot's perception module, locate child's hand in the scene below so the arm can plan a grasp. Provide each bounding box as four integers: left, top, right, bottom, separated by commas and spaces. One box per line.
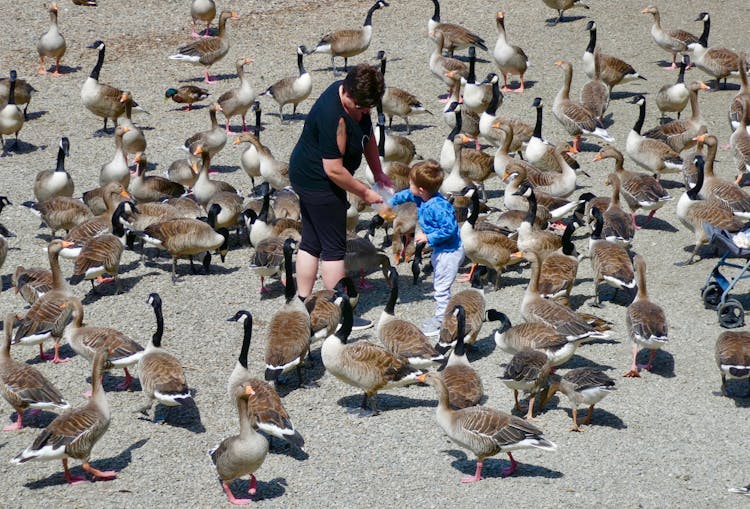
415, 232, 428, 245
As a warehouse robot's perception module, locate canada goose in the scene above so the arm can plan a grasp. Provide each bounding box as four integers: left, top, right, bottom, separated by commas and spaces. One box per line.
440, 305, 483, 409
626, 95, 684, 177
68, 212, 127, 293
12, 348, 115, 484
0, 73, 35, 121
140, 203, 229, 283
429, 30, 468, 100
390, 202, 417, 264
593, 145, 672, 229
373, 115, 417, 164
374, 50, 431, 133
130, 153, 186, 203
264, 239, 313, 387
62, 297, 143, 390
582, 21, 646, 89
307, 1, 389, 75
272, 187, 301, 221
210, 383, 269, 505
502, 167, 581, 221
37, 3, 66, 76
517, 250, 610, 341
191, 145, 237, 206
645, 81, 710, 154
227, 310, 305, 448
137, 293, 194, 421
33, 137, 74, 202
524, 97, 582, 173
580, 49, 609, 122
436, 271, 487, 354
322, 296, 423, 417
233, 107, 262, 187
730, 97, 750, 182
427, 0, 487, 57
169, 10, 240, 84
99, 125, 131, 187
1, 313, 69, 430
461, 47, 491, 115
512, 184, 563, 258
544, 368, 616, 432
184, 103, 227, 159
676, 156, 743, 264
729, 54, 750, 132
366, 111, 413, 188
244, 186, 274, 247
689, 12, 748, 90
589, 207, 635, 306
305, 288, 343, 342
492, 311, 580, 367
0, 70, 24, 153
419, 372, 557, 482
492, 11, 528, 93
642, 5, 699, 69
345, 234, 391, 289
117, 91, 146, 158
164, 86, 210, 111
64, 185, 132, 249
553, 60, 613, 152
656, 56, 690, 120
190, 0, 215, 38
459, 189, 520, 290
499, 349, 551, 420
13, 239, 75, 364
263, 46, 312, 124
476, 74, 505, 147
624, 255, 669, 377
249, 234, 292, 294
715, 330, 750, 396
543, 0, 589, 25
377, 268, 445, 369
81, 41, 137, 133
693, 134, 750, 218
207, 191, 243, 232
218, 58, 255, 133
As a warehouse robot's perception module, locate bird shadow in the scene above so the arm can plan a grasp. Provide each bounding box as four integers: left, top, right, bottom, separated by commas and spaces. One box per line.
264, 435, 309, 461
264, 112, 309, 124
169, 104, 210, 112
49, 65, 82, 75
2, 139, 41, 156
336, 393, 435, 414
634, 349, 675, 378
137, 390, 206, 433
227, 476, 287, 502
545, 15, 588, 26
272, 362, 326, 397
657, 178, 686, 190
712, 385, 750, 405
578, 140, 605, 153
25, 110, 48, 121
444, 449, 563, 479
22, 438, 149, 489
7, 409, 59, 430
610, 90, 646, 101
599, 113, 615, 129
388, 123, 431, 134
179, 73, 238, 84
1, 274, 13, 291
593, 285, 636, 307
207, 164, 237, 174
547, 401, 627, 430
563, 353, 616, 371
638, 215, 678, 232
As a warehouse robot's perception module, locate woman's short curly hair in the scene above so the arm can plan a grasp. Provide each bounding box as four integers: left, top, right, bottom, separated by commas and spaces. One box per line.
342, 64, 385, 108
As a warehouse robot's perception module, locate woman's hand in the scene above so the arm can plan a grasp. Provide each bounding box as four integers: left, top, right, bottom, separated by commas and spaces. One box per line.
374, 173, 394, 195
415, 232, 428, 245
363, 188, 384, 205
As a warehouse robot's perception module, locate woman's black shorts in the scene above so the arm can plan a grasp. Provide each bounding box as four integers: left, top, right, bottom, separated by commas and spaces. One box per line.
293, 186, 348, 261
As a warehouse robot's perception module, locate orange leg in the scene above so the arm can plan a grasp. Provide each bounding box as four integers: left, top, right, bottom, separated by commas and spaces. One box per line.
624, 344, 641, 377
222, 480, 253, 505
38, 57, 47, 75
570, 135, 582, 153
569, 406, 582, 432
456, 263, 477, 283
582, 404, 595, 425
52, 58, 62, 77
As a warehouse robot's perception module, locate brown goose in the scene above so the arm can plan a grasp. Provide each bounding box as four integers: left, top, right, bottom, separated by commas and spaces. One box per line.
715, 330, 750, 396
169, 10, 240, 83
598, 173, 636, 246
729, 54, 750, 132
537, 219, 579, 304
64, 195, 133, 255
184, 104, 227, 161
218, 57, 255, 133
544, 368, 616, 432
543, 0, 589, 25
262, 46, 313, 124
129, 153, 186, 203
593, 145, 672, 229
512, 184, 563, 259
64, 182, 130, 246
164, 86, 210, 111
642, 5, 699, 69
137, 293, 194, 421
22, 196, 93, 239
12, 348, 115, 484
33, 137, 74, 203
492, 311, 580, 368
427, 0, 487, 57
117, 92, 146, 158
499, 349, 551, 420
81, 41, 137, 133
13, 265, 54, 306
582, 21, 646, 89
68, 211, 127, 294
419, 372, 557, 483
492, 11, 529, 93
580, 49, 609, 122
429, 31, 468, 100
624, 255, 668, 377
693, 134, 750, 218
62, 297, 144, 390
436, 271, 486, 354
730, 97, 750, 182
588, 207, 635, 307
642, 81, 710, 152
1, 314, 69, 431
227, 310, 304, 449
99, 125, 131, 187
37, 3, 66, 76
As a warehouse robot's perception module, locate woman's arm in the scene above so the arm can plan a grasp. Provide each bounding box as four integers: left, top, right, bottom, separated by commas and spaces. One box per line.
362, 131, 393, 191
323, 117, 382, 204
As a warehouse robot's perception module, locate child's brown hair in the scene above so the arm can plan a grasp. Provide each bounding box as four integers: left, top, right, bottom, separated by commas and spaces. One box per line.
409, 159, 443, 195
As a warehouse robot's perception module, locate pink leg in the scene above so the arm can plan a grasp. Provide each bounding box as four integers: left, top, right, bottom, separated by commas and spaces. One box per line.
204, 68, 215, 84
241, 114, 247, 133
225, 119, 232, 135
222, 481, 252, 505
501, 73, 513, 93
63, 459, 88, 485
203, 22, 212, 37
631, 213, 642, 231
39, 344, 54, 361
515, 74, 525, 93
624, 344, 641, 377
665, 54, 678, 70
456, 263, 477, 283
117, 368, 133, 390
259, 276, 271, 294
3, 412, 23, 431
571, 136, 582, 154
642, 350, 658, 371
248, 474, 257, 495
52, 59, 62, 77
51, 341, 69, 364
82, 462, 117, 481
358, 270, 375, 290
501, 452, 519, 477
461, 460, 484, 483
640, 209, 658, 227
191, 21, 201, 38
38, 57, 47, 75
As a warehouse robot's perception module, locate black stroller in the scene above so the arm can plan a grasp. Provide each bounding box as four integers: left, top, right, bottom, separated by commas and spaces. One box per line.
701, 224, 750, 328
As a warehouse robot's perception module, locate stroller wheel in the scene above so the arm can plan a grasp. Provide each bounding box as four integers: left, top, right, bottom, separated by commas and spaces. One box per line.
702, 282, 723, 310
718, 299, 745, 329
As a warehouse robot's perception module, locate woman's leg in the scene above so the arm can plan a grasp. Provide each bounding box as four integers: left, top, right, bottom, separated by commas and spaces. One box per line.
321, 260, 346, 291
296, 249, 320, 298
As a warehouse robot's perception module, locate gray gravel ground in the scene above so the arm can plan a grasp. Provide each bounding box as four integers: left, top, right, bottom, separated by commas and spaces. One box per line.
0, 0, 749, 507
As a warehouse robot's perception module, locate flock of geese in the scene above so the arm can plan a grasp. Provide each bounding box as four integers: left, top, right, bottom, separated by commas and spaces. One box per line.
2, 0, 750, 503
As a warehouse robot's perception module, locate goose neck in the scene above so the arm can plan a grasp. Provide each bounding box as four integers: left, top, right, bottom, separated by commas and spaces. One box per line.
151, 302, 164, 348
586, 27, 596, 54
633, 100, 646, 134
90, 46, 104, 81
532, 103, 543, 139
239, 316, 252, 369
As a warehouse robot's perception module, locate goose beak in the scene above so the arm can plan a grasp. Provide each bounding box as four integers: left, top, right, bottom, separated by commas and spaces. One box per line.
693, 134, 706, 142
592, 153, 602, 162
510, 251, 523, 259
61, 240, 76, 248
698, 81, 710, 90
120, 190, 132, 200
244, 385, 256, 396
231, 12, 240, 19
416, 374, 427, 383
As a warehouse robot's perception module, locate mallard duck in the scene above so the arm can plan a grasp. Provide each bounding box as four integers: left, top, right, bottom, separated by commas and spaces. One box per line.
427, 0, 486, 57
543, 0, 589, 25
588, 207, 635, 306
626, 95, 683, 177
582, 21, 646, 89
190, 0, 215, 38
656, 56, 690, 120
164, 86, 210, 111
374, 50, 431, 133
218, 58, 255, 133
642, 5, 699, 69
715, 330, 750, 397
624, 255, 668, 377
493, 311, 580, 367
37, 3, 66, 76
169, 10, 240, 83
307, 1, 389, 75
1, 313, 69, 431
642, 81, 710, 152
136, 294, 194, 421
12, 348, 115, 484
544, 367, 616, 432
419, 372, 557, 482
0, 70, 24, 153
33, 137, 74, 202
492, 11, 528, 93
262, 46, 312, 124
499, 349, 551, 420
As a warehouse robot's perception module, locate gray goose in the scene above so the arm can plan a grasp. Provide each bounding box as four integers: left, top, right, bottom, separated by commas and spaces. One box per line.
427, 0, 487, 57
728, 54, 750, 132
22, 195, 92, 239
376, 268, 445, 369
0, 70, 24, 154
624, 255, 668, 377
1, 313, 69, 431
184, 104, 227, 161
500, 134, 578, 199
13, 265, 54, 306
419, 372, 557, 483
492, 11, 529, 93
190, 0, 215, 38
543, 0, 589, 25
593, 145, 672, 230
33, 137, 74, 203
264, 239, 312, 387
694, 134, 750, 218
37, 3, 66, 76
499, 349, 551, 420
625, 95, 683, 177
191, 145, 237, 206
307, 1, 389, 75
137, 293, 194, 421
99, 125, 131, 187
588, 207, 635, 307
234, 104, 262, 186
492, 311, 580, 368
544, 368, 616, 432
537, 219, 579, 304
582, 21, 646, 89
12, 348, 115, 484
642, 5, 698, 69
641, 81, 710, 153
169, 10, 240, 83
262, 46, 312, 124
580, 49, 609, 122
218, 57, 255, 133
130, 153, 186, 203
374, 50, 431, 134
715, 330, 750, 397
227, 310, 304, 449
210, 382, 268, 505
62, 297, 144, 390
440, 305, 484, 410
322, 297, 423, 417
730, 97, 750, 182
429, 31, 468, 100
117, 92, 146, 158
599, 173, 636, 246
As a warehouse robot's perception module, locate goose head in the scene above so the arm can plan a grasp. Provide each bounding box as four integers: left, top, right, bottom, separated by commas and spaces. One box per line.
87, 40, 105, 50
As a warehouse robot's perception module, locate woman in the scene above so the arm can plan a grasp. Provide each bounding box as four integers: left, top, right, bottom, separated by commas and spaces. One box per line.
290, 64, 393, 329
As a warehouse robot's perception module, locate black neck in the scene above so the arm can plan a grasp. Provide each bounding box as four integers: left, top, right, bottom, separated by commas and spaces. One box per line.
431, 0, 440, 22
364, 3, 378, 26
468, 190, 480, 226
591, 209, 604, 238
379, 56, 387, 76
334, 277, 357, 300
254, 107, 262, 138
486, 78, 500, 115
689, 158, 705, 199
676, 62, 686, 84
467, 49, 477, 83
448, 107, 462, 140
335, 298, 353, 343
56, 145, 66, 172
207, 204, 219, 229
297, 51, 306, 75
152, 303, 164, 348
561, 221, 575, 255
385, 270, 398, 314
699, 17, 710, 46
7, 75, 16, 105
533, 102, 543, 138
470, 266, 483, 289
586, 27, 596, 54
453, 306, 466, 356
378, 120, 386, 156
259, 190, 270, 223
239, 315, 252, 369
90, 46, 104, 80
283, 244, 296, 302
111, 205, 127, 237
523, 188, 537, 226
633, 100, 646, 134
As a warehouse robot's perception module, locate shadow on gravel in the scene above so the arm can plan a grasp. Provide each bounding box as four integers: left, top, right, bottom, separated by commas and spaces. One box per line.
265, 436, 309, 461
637, 349, 675, 378
1, 274, 12, 291
445, 449, 563, 480
2, 139, 41, 156
251, 476, 288, 502
7, 409, 58, 430
544, 400, 627, 430
337, 393, 435, 414
25, 110, 48, 121
712, 388, 750, 406
564, 354, 615, 371
638, 216, 678, 232
136, 391, 206, 433
179, 73, 238, 84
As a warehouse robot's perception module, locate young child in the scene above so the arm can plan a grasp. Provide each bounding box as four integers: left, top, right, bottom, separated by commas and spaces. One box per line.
388, 160, 464, 336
